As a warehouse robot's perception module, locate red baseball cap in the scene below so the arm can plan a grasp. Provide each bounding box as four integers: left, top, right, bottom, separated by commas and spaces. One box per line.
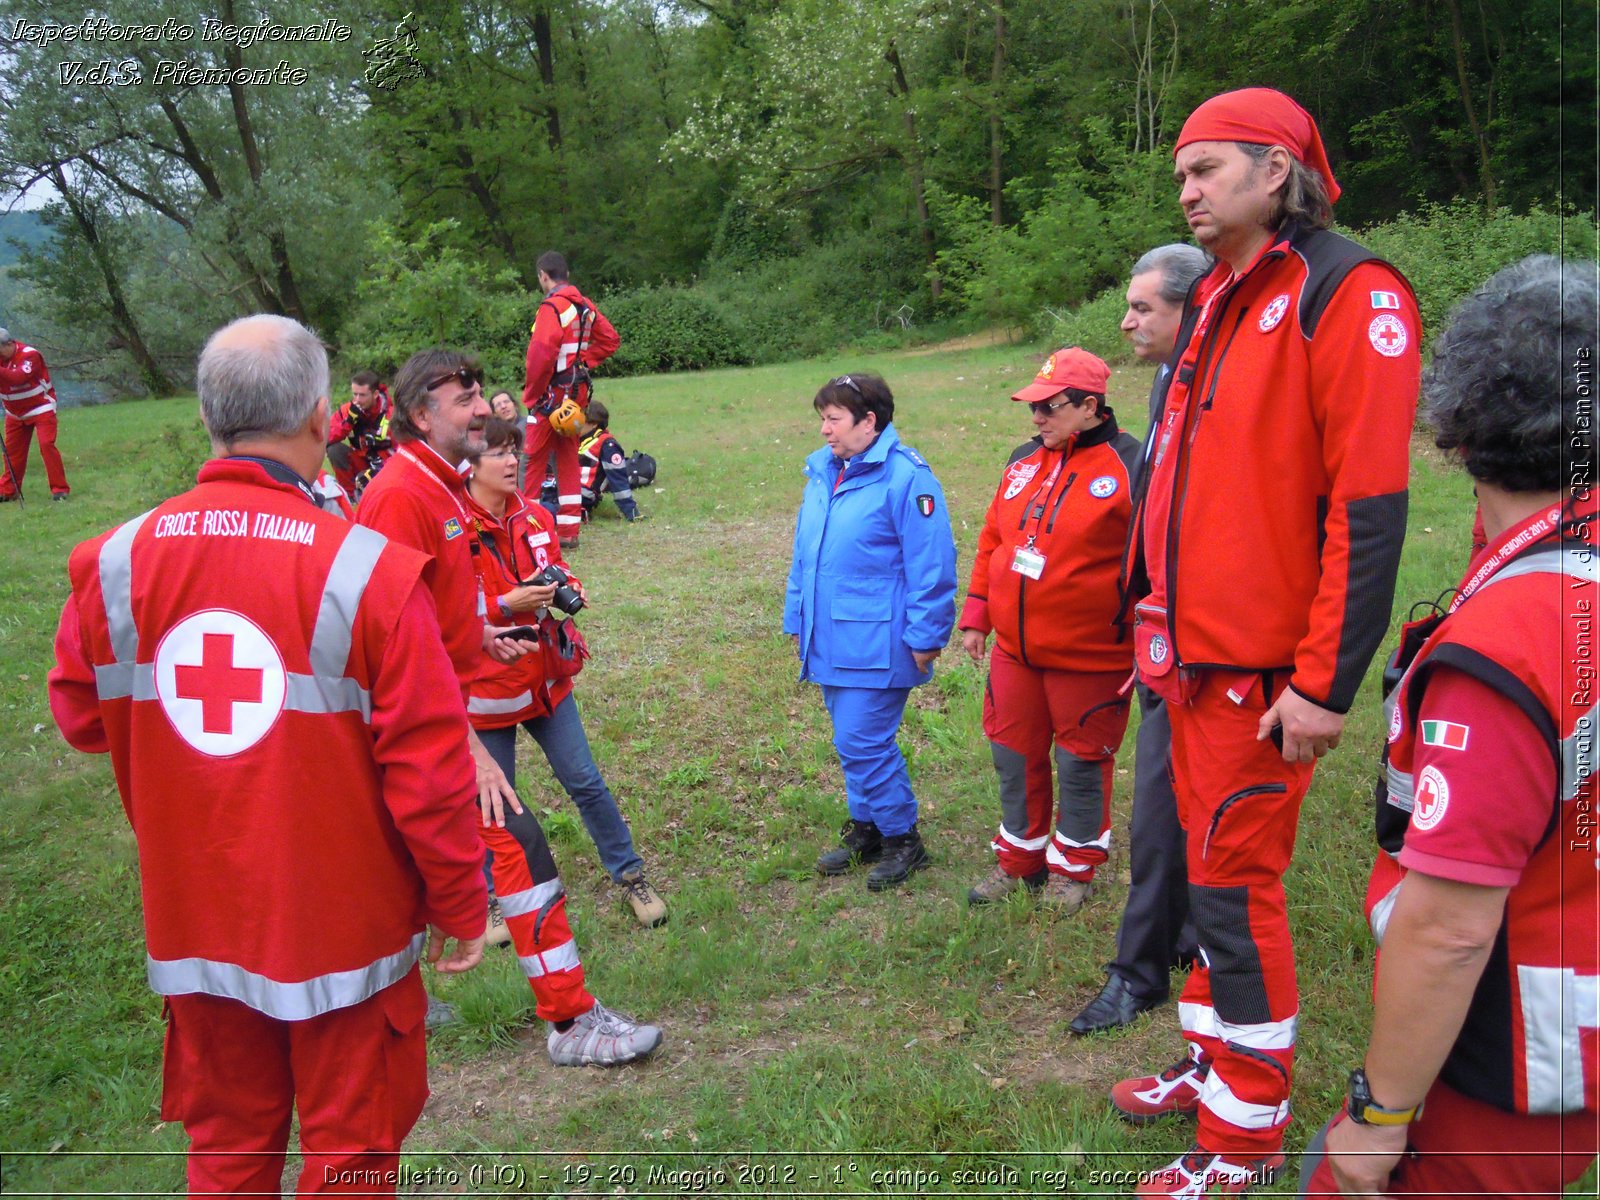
1011, 347, 1111, 403
1175, 87, 1340, 204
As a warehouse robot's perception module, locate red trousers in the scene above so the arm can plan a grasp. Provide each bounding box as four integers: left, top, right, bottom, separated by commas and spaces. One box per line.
1302, 1083, 1598, 1198
982, 647, 1130, 880
480, 809, 594, 1022
523, 416, 580, 541
1, 411, 69, 496
1169, 669, 1315, 1157
161, 966, 429, 1197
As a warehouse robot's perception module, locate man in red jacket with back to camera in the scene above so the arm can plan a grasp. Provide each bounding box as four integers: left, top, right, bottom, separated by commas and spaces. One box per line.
1113, 88, 1421, 1197
48, 314, 487, 1195
522, 250, 619, 549
0, 326, 70, 501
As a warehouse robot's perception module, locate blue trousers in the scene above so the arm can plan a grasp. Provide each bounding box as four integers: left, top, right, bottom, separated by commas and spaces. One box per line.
478, 692, 644, 883
820, 685, 916, 838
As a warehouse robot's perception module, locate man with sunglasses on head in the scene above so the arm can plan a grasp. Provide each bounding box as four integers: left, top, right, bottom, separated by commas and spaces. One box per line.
359, 349, 662, 1065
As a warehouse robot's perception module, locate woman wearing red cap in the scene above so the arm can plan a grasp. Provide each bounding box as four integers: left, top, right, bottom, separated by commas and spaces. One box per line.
958, 347, 1141, 912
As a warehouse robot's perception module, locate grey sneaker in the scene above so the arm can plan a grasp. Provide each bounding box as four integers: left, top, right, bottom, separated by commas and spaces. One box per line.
424, 993, 460, 1030
547, 1001, 662, 1067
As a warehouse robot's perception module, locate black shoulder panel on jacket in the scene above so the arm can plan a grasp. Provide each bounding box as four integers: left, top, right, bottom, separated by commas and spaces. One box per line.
1287, 223, 1395, 338
1006, 437, 1042, 467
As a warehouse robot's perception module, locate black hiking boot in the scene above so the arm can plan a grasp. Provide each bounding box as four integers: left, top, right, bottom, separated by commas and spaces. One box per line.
866, 826, 930, 891
816, 819, 883, 875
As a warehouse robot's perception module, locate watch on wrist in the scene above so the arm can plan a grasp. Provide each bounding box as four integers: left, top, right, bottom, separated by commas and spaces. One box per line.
1347, 1067, 1422, 1127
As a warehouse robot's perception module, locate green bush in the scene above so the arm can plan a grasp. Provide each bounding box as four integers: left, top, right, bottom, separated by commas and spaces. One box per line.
604, 285, 748, 376
341, 220, 532, 389
1357, 199, 1598, 340
1036, 284, 1129, 361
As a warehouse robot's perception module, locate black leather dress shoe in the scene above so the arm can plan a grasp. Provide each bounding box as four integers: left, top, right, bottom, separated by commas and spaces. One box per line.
1069, 973, 1165, 1036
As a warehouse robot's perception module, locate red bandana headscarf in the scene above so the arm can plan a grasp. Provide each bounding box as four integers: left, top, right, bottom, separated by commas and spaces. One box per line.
1175, 87, 1340, 204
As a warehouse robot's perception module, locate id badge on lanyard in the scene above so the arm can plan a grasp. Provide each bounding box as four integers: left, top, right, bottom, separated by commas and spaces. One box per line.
1011, 543, 1046, 579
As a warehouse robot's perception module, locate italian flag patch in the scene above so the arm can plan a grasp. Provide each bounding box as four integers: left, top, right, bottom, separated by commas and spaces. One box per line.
1420, 720, 1469, 750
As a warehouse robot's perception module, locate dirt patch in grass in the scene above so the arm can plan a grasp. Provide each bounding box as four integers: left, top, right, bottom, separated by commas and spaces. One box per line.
902, 329, 1020, 356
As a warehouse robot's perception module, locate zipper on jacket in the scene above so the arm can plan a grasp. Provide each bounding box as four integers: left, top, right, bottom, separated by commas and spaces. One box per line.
1163, 277, 1264, 665
1044, 472, 1079, 534
1015, 456, 1072, 665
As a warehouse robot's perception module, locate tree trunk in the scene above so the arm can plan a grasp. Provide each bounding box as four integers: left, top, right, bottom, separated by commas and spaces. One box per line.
989, 1, 1006, 227
48, 165, 174, 395
219, 0, 305, 320
886, 40, 942, 302
532, 5, 563, 151
1444, 0, 1498, 208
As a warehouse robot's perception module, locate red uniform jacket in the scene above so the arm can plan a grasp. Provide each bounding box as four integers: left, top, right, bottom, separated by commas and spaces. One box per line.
357, 440, 486, 690
961, 417, 1141, 672
467, 493, 577, 728
1369, 508, 1598, 1115
48, 458, 485, 1020
522, 283, 619, 411
0, 342, 58, 419
1137, 223, 1421, 712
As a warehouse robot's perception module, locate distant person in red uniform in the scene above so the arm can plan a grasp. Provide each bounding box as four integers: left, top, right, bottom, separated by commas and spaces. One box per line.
959, 348, 1139, 913
1114, 89, 1421, 1197
47, 314, 488, 1195
522, 251, 620, 548
1302, 255, 1597, 1199
0, 326, 70, 501
360, 348, 661, 1066
326, 370, 393, 501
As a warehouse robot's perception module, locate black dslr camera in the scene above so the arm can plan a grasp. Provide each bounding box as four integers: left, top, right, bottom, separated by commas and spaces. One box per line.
527, 564, 585, 615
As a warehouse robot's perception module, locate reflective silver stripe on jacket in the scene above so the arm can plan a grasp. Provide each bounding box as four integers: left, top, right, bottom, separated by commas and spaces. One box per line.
467, 690, 534, 716
1385, 547, 1599, 811
1368, 873, 1403, 944
99, 510, 155, 662
147, 930, 426, 1021
3, 380, 51, 401
92, 514, 383, 718
1518, 963, 1600, 1113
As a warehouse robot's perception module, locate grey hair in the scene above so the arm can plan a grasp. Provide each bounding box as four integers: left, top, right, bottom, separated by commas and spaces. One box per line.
1238, 143, 1333, 231
1131, 243, 1212, 304
1424, 254, 1597, 494
197, 314, 329, 444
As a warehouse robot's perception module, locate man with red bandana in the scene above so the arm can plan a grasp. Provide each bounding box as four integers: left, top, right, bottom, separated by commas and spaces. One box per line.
522, 250, 620, 549
0, 326, 70, 501
1112, 88, 1421, 1196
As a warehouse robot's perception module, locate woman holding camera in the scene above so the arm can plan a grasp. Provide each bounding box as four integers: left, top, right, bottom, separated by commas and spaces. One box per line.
783, 374, 957, 890
465, 417, 667, 928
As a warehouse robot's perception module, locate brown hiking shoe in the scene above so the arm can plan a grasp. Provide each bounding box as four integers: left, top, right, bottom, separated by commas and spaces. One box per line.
967, 864, 1048, 906
484, 897, 513, 948
1040, 874, 1092, 914
620, 871, 668, 928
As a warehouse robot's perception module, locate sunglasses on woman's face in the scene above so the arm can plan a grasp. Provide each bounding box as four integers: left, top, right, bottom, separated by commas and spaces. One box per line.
425, 365, 485, 393
1028, 397, 1075, 416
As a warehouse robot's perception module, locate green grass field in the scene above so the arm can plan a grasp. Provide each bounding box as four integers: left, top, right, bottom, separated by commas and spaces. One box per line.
0, 339, 1554, 1197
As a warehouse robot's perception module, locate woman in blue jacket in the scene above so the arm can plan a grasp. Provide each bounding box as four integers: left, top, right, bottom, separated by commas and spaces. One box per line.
783, 374, 957, 890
